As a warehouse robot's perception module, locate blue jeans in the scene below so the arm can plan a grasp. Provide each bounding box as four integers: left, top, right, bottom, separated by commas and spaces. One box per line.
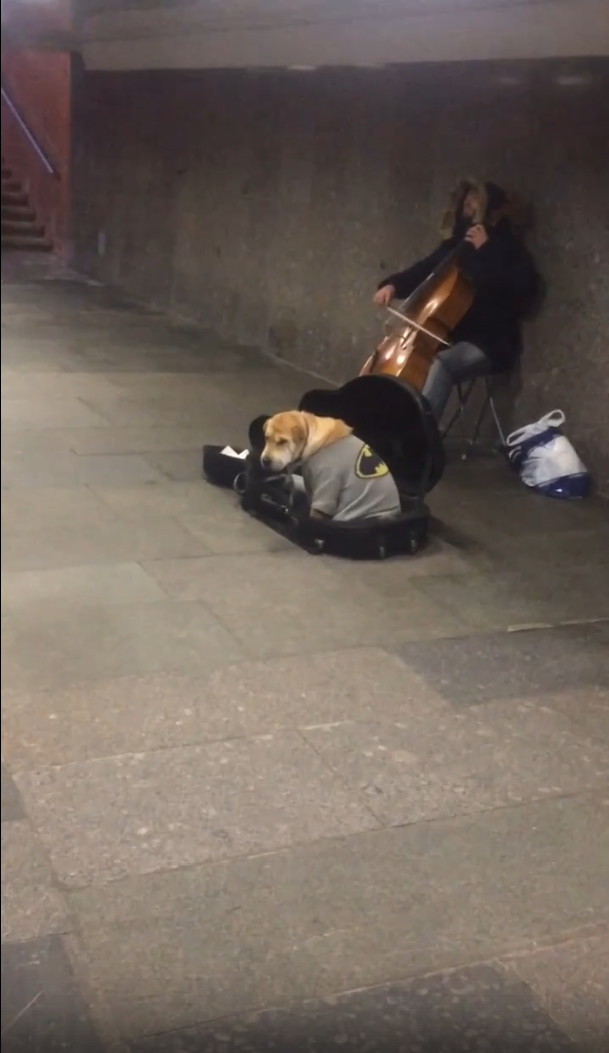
422, 341, 491, 422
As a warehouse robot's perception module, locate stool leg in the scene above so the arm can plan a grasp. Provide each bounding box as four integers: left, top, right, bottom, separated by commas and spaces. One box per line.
488, 393, 507, 449
442, 380, 474, 440
461, 385, 490, 460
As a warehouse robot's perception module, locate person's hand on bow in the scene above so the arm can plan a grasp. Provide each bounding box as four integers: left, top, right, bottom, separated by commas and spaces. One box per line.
373, 284, 395, 307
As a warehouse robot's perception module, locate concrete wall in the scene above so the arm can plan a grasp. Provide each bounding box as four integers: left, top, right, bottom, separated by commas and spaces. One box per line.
71, 58, 609, 491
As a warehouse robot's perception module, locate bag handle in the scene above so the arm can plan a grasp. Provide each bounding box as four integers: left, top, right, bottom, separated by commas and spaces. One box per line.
506, 409, 566, 448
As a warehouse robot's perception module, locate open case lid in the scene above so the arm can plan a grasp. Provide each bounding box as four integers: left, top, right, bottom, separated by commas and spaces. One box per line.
299, 375, 445, 496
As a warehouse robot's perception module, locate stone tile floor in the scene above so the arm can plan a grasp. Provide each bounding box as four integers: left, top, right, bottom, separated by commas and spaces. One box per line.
1, 252, 608, 1051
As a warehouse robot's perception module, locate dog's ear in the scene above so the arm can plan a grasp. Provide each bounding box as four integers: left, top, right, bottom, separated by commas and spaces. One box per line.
292, 413, 310, 446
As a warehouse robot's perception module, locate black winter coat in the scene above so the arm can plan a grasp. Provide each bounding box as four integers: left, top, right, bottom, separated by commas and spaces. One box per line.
379, 224, 538, 371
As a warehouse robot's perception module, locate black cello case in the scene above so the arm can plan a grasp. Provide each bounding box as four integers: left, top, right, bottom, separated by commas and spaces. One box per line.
202, 374, 445, 559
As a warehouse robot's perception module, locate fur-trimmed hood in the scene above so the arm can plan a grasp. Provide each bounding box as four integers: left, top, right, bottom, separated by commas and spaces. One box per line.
439, 178, 531, 239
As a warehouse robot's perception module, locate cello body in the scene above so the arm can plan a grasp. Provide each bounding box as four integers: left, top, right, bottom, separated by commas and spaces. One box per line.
360, 250, 475, 390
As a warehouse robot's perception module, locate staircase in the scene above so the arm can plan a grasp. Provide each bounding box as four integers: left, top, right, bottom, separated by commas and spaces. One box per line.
1, 158, 52, 251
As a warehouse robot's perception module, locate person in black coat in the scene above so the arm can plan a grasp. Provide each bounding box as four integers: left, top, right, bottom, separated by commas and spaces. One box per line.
373, 179, 539, 422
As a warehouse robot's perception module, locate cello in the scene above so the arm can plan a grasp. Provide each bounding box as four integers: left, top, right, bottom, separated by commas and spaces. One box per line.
359, 239, 475, 390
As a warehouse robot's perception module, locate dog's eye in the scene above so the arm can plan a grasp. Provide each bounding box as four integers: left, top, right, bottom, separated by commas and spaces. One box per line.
276, 438, 288, 446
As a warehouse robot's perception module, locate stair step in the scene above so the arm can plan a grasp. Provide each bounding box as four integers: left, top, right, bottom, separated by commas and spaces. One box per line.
0, 159, 53, 252
1, 204, 36, 221
1, 189, 29, 206
1, 233, 53, 252
2, 218, 45, 237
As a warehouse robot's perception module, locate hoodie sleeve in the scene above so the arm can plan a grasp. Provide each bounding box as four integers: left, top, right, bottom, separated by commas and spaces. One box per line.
378, 241, 451, 300
459, 235, 536, 298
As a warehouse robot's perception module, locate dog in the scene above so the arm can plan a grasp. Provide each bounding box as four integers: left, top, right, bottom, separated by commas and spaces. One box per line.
261, 411, 351, 472
261, 411, 401, 522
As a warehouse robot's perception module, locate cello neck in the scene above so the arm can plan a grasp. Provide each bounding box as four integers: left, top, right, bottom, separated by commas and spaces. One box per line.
399, 233, 473, 311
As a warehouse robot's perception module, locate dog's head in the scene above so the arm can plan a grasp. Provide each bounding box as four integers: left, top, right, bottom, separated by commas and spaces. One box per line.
260, 411, 310, 472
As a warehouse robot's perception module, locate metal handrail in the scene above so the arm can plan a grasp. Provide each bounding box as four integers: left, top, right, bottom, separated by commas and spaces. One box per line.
1, 84, 59, 178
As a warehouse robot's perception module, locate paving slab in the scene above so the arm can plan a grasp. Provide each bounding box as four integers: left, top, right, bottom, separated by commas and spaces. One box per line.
1, 485, 113, 532
1, 449, 166, 489
414, 566, 609, 631
143, 552, 469, 656
178, 505, 295, 554
1, 822, 69, 943
1, 936, 104, 1053
128, 962, 576, 1053
1, 600, 244, 691
1, 648, 444, 770
300, 699, 609, 825
1, 514, 212, 572
1, 561, 165, 611
65, 794, 609, 1037
16, 732, 379, 886
1, 762, 25, 822
393, 622, 609, 707
1, 394, 111, 430
501, 930, 609, 1053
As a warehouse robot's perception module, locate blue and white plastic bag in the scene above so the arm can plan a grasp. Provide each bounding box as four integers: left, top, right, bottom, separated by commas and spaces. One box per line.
506, 410, 590, 499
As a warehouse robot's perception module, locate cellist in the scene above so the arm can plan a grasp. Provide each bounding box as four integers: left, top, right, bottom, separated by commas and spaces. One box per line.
373, 180, 538, 421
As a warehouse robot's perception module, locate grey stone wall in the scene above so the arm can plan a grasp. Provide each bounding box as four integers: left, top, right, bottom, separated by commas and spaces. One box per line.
71, 59, 609, 491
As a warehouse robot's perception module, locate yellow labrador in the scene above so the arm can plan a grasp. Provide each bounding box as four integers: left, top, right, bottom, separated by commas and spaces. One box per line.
261, 411, 351, 473
261, 411, 400, 522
